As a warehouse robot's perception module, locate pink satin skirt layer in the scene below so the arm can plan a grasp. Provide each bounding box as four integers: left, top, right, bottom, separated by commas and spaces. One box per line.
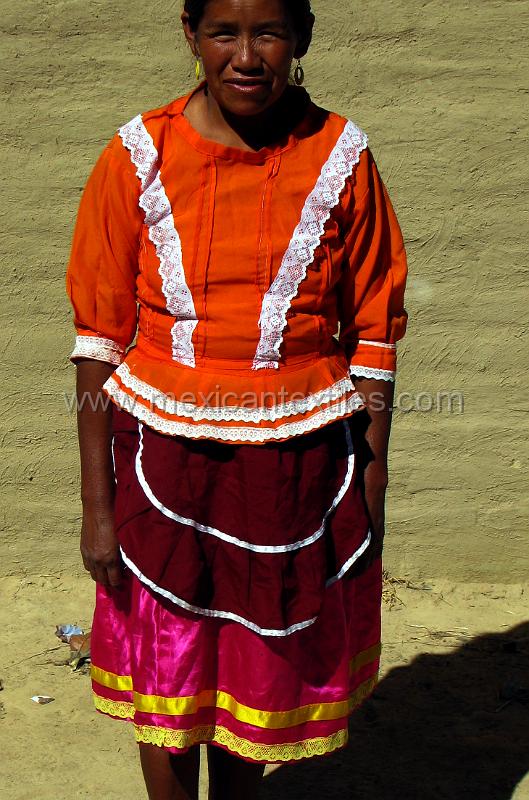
90, 406, 382, 764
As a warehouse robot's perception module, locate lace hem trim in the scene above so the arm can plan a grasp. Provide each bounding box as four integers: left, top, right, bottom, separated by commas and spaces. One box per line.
104, 377, 366, 443
70, 335, 125, 366
114, 362, 355, 423
94, 675, 378, 762
119, 527, 370, 637
118, 115, 198, 367
94, 695, 135, 720
135, 420, 356, 553
252, 121, 368, 371
135, 725, 348, 763
350, 365, 396, 382
135, 723, 350, 763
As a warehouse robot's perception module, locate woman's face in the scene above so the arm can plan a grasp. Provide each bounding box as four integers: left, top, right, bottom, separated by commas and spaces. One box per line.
182, 0, 312, 117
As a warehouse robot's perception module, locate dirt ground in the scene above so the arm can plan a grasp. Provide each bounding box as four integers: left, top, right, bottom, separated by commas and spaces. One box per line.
1, 0, 528, 797
0, 574, 528, 799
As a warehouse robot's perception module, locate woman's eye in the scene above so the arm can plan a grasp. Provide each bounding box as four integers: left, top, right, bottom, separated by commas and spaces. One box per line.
211, 30, 236, 40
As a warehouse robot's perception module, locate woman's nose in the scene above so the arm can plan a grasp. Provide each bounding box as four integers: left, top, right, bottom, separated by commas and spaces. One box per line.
231, 37, 263, 73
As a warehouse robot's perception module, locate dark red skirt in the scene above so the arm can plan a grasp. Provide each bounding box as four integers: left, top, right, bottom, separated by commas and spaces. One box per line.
112, 405, 372, 636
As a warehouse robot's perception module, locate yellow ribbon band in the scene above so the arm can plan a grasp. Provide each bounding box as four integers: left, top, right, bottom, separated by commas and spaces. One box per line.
93, 672, 378, 730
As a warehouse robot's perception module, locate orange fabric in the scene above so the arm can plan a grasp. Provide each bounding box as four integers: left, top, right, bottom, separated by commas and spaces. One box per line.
66, 137, 142, 351
66, 84, 408, 444
336, 152, 408, 374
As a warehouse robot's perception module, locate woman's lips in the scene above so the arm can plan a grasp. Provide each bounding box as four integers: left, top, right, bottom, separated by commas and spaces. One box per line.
224, 80, 270, 94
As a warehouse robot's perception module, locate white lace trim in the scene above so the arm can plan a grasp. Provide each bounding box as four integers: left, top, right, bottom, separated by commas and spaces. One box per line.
118, 115, 198, 367
104, 377, 365, 443
135, 420, 355, 553
358, 340, 397, 351
120, 547, 318, 637
70, 335, 125, 366
252, 121, 368, 371
114, 363, 355, 423
350, 365, 395, 382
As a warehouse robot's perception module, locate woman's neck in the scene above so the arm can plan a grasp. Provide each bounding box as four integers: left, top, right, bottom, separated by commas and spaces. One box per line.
184, 85, 307, 152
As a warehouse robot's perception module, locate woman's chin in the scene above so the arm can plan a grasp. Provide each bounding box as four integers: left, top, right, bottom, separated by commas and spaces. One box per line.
213, 83, 283, 117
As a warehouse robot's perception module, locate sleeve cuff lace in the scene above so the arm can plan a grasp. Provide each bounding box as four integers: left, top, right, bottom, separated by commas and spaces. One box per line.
69, 335, 125, 366
349, 365, 396, 382
349, 339, 397, 382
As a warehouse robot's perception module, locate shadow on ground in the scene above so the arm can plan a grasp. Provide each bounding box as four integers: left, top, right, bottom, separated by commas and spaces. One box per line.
262, 623, 529, 800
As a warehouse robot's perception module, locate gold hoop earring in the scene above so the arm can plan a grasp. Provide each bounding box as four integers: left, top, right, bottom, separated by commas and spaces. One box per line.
195, 58, 201, 81
293, 59, 305, 86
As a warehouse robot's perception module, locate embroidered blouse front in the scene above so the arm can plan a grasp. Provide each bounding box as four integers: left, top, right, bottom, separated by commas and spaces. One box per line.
66, 84, 408, 444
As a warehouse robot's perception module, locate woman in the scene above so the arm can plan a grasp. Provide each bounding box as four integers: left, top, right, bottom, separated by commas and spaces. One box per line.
66, 0, 408, 797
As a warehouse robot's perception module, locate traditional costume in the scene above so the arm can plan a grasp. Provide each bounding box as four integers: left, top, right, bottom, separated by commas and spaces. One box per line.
66, 82, 407, 762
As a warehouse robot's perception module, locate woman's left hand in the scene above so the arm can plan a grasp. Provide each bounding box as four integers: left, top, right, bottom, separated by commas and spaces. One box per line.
350, 377, 395, 567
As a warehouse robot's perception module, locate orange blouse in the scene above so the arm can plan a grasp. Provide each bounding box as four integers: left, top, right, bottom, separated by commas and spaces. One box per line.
66, 83, 408, 444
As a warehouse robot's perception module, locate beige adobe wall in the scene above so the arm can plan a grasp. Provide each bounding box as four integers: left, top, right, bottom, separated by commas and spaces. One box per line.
0, 0, 527, 581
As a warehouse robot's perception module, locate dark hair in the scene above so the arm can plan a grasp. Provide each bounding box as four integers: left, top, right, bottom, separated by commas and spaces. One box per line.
184, 0, 313, 33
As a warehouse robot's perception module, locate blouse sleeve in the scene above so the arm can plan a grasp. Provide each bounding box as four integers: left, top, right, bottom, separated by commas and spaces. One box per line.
336, 147, 408, 381
65, 134, 142, 366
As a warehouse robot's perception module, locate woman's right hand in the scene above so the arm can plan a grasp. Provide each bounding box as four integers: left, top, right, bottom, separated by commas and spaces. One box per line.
81, 502, 123, 588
